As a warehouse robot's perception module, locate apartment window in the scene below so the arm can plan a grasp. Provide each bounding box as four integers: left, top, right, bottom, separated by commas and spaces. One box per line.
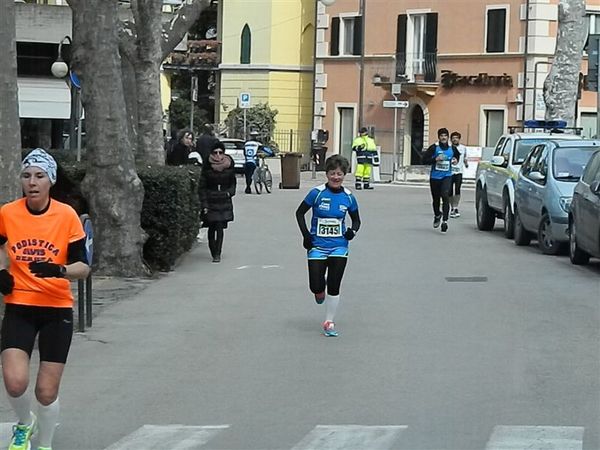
589, 13, 600, 34
485, 109, 505, 147
396, 13, 438, 81
330, 16, 362, 56
486, 7, 507, 53
240, 24, 251, 64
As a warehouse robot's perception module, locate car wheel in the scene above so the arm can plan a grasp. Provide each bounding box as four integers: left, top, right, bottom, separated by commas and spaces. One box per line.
569, 219, 590, 265
537, 212, 561, 255
503, 198, 515, 239
514, 206, 531, 246
476, 188, 495, 231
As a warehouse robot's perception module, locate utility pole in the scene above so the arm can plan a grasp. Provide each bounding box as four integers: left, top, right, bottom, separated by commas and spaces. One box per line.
358, 0, 366, 127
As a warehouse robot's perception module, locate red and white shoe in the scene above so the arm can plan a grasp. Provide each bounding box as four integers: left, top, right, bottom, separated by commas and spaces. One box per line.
322, 320, 338, 337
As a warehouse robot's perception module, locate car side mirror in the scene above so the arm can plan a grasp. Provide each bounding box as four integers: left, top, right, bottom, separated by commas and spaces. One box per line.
491, 155, 506, 167
529, 171, 546, 182
591, 180, 600, 196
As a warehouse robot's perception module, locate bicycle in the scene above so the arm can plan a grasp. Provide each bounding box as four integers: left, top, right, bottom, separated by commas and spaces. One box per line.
252, 153, 273, 194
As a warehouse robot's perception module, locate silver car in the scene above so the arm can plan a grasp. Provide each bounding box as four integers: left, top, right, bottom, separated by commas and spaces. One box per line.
513, 139, 600, 254
220, 138, 246, 173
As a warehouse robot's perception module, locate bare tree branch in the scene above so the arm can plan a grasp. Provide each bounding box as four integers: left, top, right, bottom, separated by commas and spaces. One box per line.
161, 0, 211, 59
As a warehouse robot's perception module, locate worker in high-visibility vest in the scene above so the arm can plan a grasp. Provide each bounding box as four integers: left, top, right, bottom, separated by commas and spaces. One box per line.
352, 127, 377, 190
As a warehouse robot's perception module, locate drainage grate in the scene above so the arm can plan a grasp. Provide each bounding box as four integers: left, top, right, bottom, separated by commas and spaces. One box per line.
445, 276, 488, 283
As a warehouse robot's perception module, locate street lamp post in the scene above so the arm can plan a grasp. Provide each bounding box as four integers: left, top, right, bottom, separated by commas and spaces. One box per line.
51, 35, 81, 160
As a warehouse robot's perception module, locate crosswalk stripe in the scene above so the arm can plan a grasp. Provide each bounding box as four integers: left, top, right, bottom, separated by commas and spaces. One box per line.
485, 426, 584, 450
103, 425, 229, 450
290, 425, 407, 450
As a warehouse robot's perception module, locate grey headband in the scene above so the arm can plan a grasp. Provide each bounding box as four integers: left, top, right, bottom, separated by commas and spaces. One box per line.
21, 148, 57, 185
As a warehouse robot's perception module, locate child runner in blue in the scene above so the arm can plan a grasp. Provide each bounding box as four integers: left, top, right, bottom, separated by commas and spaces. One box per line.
296, 155, 361, 337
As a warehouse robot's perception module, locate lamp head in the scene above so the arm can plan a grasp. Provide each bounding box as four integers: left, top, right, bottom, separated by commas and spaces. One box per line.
51, 61, 69, 78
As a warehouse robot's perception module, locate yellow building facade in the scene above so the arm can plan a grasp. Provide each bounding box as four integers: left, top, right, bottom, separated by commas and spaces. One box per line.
218, 0, 315, 132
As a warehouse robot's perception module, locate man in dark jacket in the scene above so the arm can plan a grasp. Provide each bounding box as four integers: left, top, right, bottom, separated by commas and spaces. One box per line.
196, 124, 219, 164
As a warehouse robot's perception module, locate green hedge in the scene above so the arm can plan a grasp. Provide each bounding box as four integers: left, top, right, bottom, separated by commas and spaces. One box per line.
60, 163, 202, 272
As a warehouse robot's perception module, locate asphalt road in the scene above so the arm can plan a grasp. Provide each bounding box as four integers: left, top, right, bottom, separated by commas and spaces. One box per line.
1, 173, 598, 450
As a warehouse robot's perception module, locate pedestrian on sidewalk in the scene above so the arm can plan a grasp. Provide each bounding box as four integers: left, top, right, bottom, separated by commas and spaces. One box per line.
295, 155, 361, 337
352, 127, 377, 190
166, 129, 195, 166
0, 148, 91, 450
199, 141, 236, 263
196, 124, 219, 164
243, 132, 262, 194
422, 128, 461, 232
450, 131, 468, 218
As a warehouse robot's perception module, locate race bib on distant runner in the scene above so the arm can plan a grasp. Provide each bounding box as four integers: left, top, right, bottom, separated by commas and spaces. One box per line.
317, 218, 342, 237
435, 160, 450, 171
452, 164, 461, 174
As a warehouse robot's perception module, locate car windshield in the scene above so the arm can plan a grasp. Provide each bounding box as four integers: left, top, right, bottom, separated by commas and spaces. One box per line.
513, 139, 551, 164
223, 141, 244, 150
553, 147, 598, 181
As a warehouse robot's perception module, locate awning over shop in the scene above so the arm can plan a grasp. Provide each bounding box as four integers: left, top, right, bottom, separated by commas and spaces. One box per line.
18, 77, 71, 119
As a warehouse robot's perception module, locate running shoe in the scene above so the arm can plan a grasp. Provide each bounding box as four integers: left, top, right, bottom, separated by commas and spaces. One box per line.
322, 320, 338, 337
8, 414, 37, 450
244, 187, 251, 194
433, 215, 442, 228
449, 210, 457, 219
454, 209, 461, 218
441, 221, 448, 232
314, 291, 325, 304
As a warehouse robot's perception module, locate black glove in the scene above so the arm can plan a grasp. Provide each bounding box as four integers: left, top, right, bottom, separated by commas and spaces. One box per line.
302, 235, 313, 250
344, 229, 356, 241
0, 269, 14, 295
29, 261, 65, 278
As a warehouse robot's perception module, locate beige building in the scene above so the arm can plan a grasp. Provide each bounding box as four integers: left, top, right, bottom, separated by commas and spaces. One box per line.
315, 0, 600, 174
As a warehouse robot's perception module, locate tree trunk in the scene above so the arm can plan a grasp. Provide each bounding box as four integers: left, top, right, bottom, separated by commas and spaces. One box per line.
119, 0, 211, 165
0, 1, 22, 204
543, 0, 587, 126
69, 0, 148, 277
121, 56, 139, 148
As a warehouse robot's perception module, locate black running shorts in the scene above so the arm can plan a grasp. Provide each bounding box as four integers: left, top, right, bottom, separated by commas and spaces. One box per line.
1, 304, 73, 363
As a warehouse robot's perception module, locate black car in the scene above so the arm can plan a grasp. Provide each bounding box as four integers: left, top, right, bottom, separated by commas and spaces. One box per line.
569, 149, 600, 264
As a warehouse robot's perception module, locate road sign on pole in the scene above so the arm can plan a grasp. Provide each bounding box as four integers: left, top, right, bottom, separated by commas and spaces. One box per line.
383, 100, 409, 108
240, 92, 251, 109
391, 83, 402, 95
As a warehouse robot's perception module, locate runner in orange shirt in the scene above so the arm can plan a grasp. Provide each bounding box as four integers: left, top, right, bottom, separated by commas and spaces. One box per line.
0, 148, 90, 450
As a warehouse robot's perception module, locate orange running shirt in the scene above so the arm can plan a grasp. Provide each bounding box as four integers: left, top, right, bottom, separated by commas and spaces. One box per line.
0, 198, 85, 308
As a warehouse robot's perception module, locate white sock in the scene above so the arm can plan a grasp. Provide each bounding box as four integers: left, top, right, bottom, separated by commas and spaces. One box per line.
37, 398, 60, 448
8, 391, 33, 425
325, 294, 340, 323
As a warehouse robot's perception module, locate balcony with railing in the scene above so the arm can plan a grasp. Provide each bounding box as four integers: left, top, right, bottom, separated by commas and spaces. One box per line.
395, 52, 438, 83
164, 40, 221, 71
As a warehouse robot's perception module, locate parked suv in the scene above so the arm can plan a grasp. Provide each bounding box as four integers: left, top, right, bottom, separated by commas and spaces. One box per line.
513, 139, 600, 254
220, 138, 246, 173
569, 149, 600, 264
475, 130, 579, 238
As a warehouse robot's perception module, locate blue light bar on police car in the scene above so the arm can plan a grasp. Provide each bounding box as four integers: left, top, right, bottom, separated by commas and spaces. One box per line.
523, 120, 567, 129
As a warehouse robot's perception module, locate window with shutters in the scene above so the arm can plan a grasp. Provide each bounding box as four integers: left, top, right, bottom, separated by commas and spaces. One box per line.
330, 15, 362, 56
240, 24, 251, 64
486, 7, 507, 53
396, 12, 438, 81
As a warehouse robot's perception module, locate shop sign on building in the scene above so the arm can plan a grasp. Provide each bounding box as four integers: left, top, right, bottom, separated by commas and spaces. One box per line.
441, 70, 513, 89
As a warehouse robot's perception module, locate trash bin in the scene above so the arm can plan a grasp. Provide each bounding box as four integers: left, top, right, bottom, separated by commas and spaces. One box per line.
280, 152, 302, 189
311, 145, 327, 171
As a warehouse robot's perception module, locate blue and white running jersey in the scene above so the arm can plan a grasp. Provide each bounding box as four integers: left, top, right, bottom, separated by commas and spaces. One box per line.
303, 184, 359, 249
430, 145, 455, 180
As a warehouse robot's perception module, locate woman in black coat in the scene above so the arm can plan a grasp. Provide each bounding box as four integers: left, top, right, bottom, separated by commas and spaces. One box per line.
199, 141, 236, 263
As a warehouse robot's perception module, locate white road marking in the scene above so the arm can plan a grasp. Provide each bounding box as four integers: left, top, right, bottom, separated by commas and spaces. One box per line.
261, 265, 280, 269
485, 426, 584, 450
236, 265, 250, 270
103, 424, 229, 450
290, 425, 407, 450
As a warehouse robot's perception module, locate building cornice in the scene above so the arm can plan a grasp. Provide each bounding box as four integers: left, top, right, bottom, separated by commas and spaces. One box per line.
219, 63, 313, 72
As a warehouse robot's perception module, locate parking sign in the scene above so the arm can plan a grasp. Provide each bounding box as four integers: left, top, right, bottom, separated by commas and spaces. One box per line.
240, 92, 251, 108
